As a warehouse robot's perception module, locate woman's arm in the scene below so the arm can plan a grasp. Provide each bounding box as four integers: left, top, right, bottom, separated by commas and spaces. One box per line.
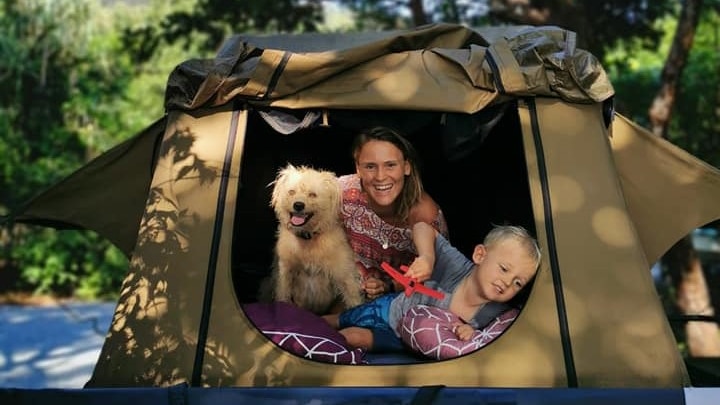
410, 192, 449, 238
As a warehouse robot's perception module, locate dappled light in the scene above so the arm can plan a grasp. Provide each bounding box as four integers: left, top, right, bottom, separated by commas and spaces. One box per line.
609, 114, 720, 266
547, 175, 585, 213
371, 54, 424, 103
88, 123, 234, 387
592, 207, 636, 248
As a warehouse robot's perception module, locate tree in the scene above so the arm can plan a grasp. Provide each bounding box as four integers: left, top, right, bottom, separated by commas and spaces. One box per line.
0, 0, 168, 298
122, 0, 325, 63
648, 0, 703, 138
650, 0, 720, 357
320, 0, 679, 59
487, 0, 676, 61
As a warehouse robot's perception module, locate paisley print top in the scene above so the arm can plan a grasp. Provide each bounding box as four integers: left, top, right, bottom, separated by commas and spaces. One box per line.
338, 174, 449, 289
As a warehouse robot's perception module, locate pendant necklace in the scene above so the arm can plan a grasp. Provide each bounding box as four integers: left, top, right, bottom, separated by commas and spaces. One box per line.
380, 218, 390, 250
381, 225, 389, 250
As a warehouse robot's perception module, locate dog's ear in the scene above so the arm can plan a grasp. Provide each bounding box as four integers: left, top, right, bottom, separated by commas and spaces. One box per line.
269, 165, 291, 208
321, 170, 341, 212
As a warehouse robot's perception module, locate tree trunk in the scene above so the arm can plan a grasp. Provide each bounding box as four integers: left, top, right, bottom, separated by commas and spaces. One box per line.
648, 0, 703, 138
488, 0, 551, 25
665, 236, 720, 357
408, 0, 428, 26
649, 0, 720, 357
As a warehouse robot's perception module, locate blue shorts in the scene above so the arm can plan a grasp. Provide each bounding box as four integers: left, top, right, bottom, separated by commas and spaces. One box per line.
338, 293, 404, 353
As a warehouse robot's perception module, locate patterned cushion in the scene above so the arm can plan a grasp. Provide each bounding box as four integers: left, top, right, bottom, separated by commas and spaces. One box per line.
399, 304, 519, 360
242, 302, 366, 364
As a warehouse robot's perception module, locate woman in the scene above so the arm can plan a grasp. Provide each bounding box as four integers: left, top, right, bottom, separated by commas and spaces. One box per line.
339, 126, 449, 300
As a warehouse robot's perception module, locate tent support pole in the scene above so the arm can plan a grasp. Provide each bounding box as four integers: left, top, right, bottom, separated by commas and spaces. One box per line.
525, 98, 579, 387
191, 109, 242, 386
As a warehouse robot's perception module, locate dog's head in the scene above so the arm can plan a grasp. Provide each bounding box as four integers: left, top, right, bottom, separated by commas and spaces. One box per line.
270, 164, 342, 235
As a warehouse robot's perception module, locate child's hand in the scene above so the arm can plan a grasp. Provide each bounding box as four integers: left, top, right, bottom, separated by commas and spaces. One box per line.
452, 322, 475, 341
404, 255, 433, 283
363, 276, 387, 300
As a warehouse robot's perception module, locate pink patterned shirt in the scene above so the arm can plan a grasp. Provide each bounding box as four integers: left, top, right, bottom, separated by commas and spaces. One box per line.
338, 174, 449, 287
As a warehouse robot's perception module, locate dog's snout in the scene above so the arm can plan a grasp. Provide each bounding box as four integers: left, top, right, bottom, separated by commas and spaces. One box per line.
293, 201, 305, 212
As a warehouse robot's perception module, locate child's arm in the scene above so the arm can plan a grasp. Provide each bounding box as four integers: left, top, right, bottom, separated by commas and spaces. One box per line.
404, 222, 438, 282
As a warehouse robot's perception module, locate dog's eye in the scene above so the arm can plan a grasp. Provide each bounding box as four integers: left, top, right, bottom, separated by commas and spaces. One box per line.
308, 192, 317, 198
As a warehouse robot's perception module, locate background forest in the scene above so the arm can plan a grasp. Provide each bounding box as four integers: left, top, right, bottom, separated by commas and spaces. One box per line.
0, 0, 719, 354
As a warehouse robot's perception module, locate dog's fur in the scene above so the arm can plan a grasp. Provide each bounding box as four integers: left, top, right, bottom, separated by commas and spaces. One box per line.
267, 164, 363, 315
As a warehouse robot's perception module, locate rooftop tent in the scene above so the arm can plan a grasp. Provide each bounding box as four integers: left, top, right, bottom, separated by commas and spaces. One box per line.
5, 23, 720, 389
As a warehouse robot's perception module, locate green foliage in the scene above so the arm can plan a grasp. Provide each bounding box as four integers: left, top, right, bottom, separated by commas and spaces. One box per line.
606, 9, 720, 168
123, 0, 325, 61
333, 0, 677, 56
571, 0, 677, 60
670, 11, 720, 168
0, 0, 90, 207
0, 0, 178, 299
10, 227, 127, 299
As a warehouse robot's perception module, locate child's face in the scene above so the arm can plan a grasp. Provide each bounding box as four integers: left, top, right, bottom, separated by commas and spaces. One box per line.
471, 238, 538, 303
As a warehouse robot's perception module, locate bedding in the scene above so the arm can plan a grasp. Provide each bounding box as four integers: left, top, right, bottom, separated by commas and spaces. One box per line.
400, 304, 519, 360
242, 302, 366, 364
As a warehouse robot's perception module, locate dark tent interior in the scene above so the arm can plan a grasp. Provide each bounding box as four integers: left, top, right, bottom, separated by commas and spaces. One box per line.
231, 101, 536, 307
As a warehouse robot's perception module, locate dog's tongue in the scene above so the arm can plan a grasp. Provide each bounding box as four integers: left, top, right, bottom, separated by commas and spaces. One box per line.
290, 214, 307, 226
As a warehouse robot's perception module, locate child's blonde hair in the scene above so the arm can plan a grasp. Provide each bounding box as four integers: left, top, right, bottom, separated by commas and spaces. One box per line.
484, 225, 542, 270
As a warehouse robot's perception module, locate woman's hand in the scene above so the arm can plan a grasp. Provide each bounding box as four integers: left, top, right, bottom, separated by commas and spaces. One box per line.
452, 322, 475, 341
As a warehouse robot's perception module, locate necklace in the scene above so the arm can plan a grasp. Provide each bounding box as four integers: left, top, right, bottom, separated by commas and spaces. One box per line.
378, 217, 392, 250
381, 221, 390, 250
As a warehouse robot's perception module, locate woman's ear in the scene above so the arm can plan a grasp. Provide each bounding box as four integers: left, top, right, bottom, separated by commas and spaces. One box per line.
404, 160, 411, 176
471, 244, 487, 264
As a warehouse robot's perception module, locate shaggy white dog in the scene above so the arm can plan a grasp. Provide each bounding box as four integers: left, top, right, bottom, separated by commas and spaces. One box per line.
268, 164, 363, 315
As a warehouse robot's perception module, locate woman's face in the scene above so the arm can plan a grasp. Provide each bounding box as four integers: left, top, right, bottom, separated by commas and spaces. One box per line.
355, 140, 411, 213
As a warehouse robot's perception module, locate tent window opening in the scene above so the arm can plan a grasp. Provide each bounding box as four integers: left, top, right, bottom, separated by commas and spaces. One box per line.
231, 105, 537, 365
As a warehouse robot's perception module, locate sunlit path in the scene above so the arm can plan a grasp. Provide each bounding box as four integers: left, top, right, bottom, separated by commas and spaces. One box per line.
0, 302, 115, 388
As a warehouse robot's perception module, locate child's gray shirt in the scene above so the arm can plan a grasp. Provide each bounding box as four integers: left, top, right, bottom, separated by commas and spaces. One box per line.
387, 234, 477, 335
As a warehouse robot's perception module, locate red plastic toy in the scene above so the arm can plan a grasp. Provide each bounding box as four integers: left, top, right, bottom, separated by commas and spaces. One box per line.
380, 262, 445, 300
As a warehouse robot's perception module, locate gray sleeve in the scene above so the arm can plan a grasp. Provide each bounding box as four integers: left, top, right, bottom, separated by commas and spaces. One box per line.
389, 235, 473, 336
431, 234, 474, 289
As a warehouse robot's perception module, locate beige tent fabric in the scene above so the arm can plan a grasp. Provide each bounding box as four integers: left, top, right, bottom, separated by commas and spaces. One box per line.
88, 106, 246, 386
165, 23, 613, 113
8, 117, 166, 256
610, 114, 720, 265
520, 99, 689, 387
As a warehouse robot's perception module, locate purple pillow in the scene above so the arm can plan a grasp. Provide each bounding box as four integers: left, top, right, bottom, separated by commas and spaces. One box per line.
242, 302, 366, 365
400, 304, 519, 360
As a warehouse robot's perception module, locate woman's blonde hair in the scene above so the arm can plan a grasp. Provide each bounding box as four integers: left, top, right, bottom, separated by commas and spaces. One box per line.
352, 126, 423, 222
